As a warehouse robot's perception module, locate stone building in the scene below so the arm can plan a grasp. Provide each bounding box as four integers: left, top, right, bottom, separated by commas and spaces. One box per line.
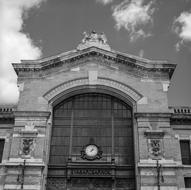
0, 31, 191, 190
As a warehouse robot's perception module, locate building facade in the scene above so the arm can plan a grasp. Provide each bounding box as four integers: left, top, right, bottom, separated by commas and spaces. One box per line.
0, 31, 191, 190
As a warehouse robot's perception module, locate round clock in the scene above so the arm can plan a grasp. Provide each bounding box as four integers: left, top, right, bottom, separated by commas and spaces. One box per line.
81, 144, 102, 160
85, 144, 98, 157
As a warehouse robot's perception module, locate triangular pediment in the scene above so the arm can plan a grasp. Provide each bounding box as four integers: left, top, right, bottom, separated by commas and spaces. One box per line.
13, 46, 176, 79
12, 31, 176, 79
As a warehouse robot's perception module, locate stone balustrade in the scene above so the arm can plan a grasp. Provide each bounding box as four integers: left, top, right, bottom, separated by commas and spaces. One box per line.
169, 106, 191, 114
0, 107, 15, 113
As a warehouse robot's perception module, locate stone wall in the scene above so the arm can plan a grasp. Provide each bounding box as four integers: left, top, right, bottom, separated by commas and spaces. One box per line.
1, 45, 188, 189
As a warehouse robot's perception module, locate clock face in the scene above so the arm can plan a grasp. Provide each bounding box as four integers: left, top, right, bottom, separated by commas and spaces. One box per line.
85, 145, 98, 157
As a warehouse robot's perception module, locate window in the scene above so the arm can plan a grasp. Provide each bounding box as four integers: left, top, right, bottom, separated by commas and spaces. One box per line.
0, 139, 5, 163
185, 177, 191, 188
180, 140, 191, 165
49, 93, 134, 165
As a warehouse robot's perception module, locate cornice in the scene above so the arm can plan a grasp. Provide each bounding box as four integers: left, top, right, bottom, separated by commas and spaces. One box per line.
134, 112, 172, 118
14, 111, 50, 118
169, 106, 191, 114
169, 106, 191, 124
12, 47, 176, 79
144, 130, 165, 138
0, 106, 15, 120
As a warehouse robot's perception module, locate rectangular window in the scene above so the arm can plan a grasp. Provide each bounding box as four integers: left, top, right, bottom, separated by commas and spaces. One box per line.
180, 140, 191, 165
185, 177, 191, 188
0, 139, 5, 163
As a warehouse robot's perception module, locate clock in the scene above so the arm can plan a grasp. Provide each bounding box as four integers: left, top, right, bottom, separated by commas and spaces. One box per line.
81, 144, 102, 160
85, 144, 98, 157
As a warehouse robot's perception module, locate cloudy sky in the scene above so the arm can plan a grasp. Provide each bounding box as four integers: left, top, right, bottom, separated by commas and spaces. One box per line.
1, 0, 191, 106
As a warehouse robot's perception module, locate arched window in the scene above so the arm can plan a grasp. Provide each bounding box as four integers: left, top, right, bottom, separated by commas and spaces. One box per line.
49, 93, 134, 165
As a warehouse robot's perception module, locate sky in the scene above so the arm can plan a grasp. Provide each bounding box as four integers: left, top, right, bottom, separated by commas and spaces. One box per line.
0, 0, 191, 106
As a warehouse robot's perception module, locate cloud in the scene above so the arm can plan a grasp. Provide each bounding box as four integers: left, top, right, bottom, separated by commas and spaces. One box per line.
0, 0, 45, 105
138, 49, 144, 58
173, 11, 191, 51
112, 0, 155, 41
0, 79, 19, 105
96, 0, 113, 5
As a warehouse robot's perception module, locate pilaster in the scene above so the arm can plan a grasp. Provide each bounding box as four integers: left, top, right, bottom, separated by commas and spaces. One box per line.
135, 112, 181, 190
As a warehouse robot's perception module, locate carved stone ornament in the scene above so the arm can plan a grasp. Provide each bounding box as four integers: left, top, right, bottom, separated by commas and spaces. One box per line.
24, 121, 35, 131
149, 139, 161, 157
22, 138, 33, 155
82, 31, 107, 44
144, 130, 164, 158
77, 30, 111, 51
21, 121, 38, 135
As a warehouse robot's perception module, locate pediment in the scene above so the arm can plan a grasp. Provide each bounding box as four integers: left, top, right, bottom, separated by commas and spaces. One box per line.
13, 46, 176, 79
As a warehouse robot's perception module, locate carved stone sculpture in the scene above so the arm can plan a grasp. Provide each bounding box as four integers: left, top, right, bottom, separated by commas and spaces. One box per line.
78, 30, 109, 50
150, 139, 161, 157
22, 138, 33, 155
24, 121, 35, 131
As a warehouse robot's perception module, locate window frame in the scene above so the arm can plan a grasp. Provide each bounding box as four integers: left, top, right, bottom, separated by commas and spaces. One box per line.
180, 139, 191, 165
184, 177, 191, 188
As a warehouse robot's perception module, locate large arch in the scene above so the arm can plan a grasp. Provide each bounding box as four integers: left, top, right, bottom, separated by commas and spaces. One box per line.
43, 78, 142, 190
43, 77, 142, 106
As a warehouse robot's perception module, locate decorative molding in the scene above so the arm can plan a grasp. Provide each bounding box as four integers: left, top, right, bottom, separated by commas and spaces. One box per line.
14, 111, 50, 117
4, 185, 41, 190
70, 168, 111, 177
170, 106, 191, 123
13, 46, 176, 80
7, 158, 44, 164
0, 107, 15, 113
135, 112, 171, 118
0, 106, 15, 120
144, 130, 165, 138
43, 77, 142, 103
169, 106, 191, 114
137, 97, 148, 104
138, 159, 182, 167
98, 78, 142, 101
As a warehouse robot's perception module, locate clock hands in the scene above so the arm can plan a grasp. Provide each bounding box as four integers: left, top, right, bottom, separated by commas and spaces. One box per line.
90, 148, 94, 152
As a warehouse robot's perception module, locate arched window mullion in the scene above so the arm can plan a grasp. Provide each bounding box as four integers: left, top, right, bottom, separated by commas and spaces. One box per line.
68, 99, 74, 161
111, 98, 115, 162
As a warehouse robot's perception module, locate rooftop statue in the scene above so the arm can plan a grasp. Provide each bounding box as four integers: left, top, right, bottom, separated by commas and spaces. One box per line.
77, 30, 110, 50
82, 31, 107, 44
